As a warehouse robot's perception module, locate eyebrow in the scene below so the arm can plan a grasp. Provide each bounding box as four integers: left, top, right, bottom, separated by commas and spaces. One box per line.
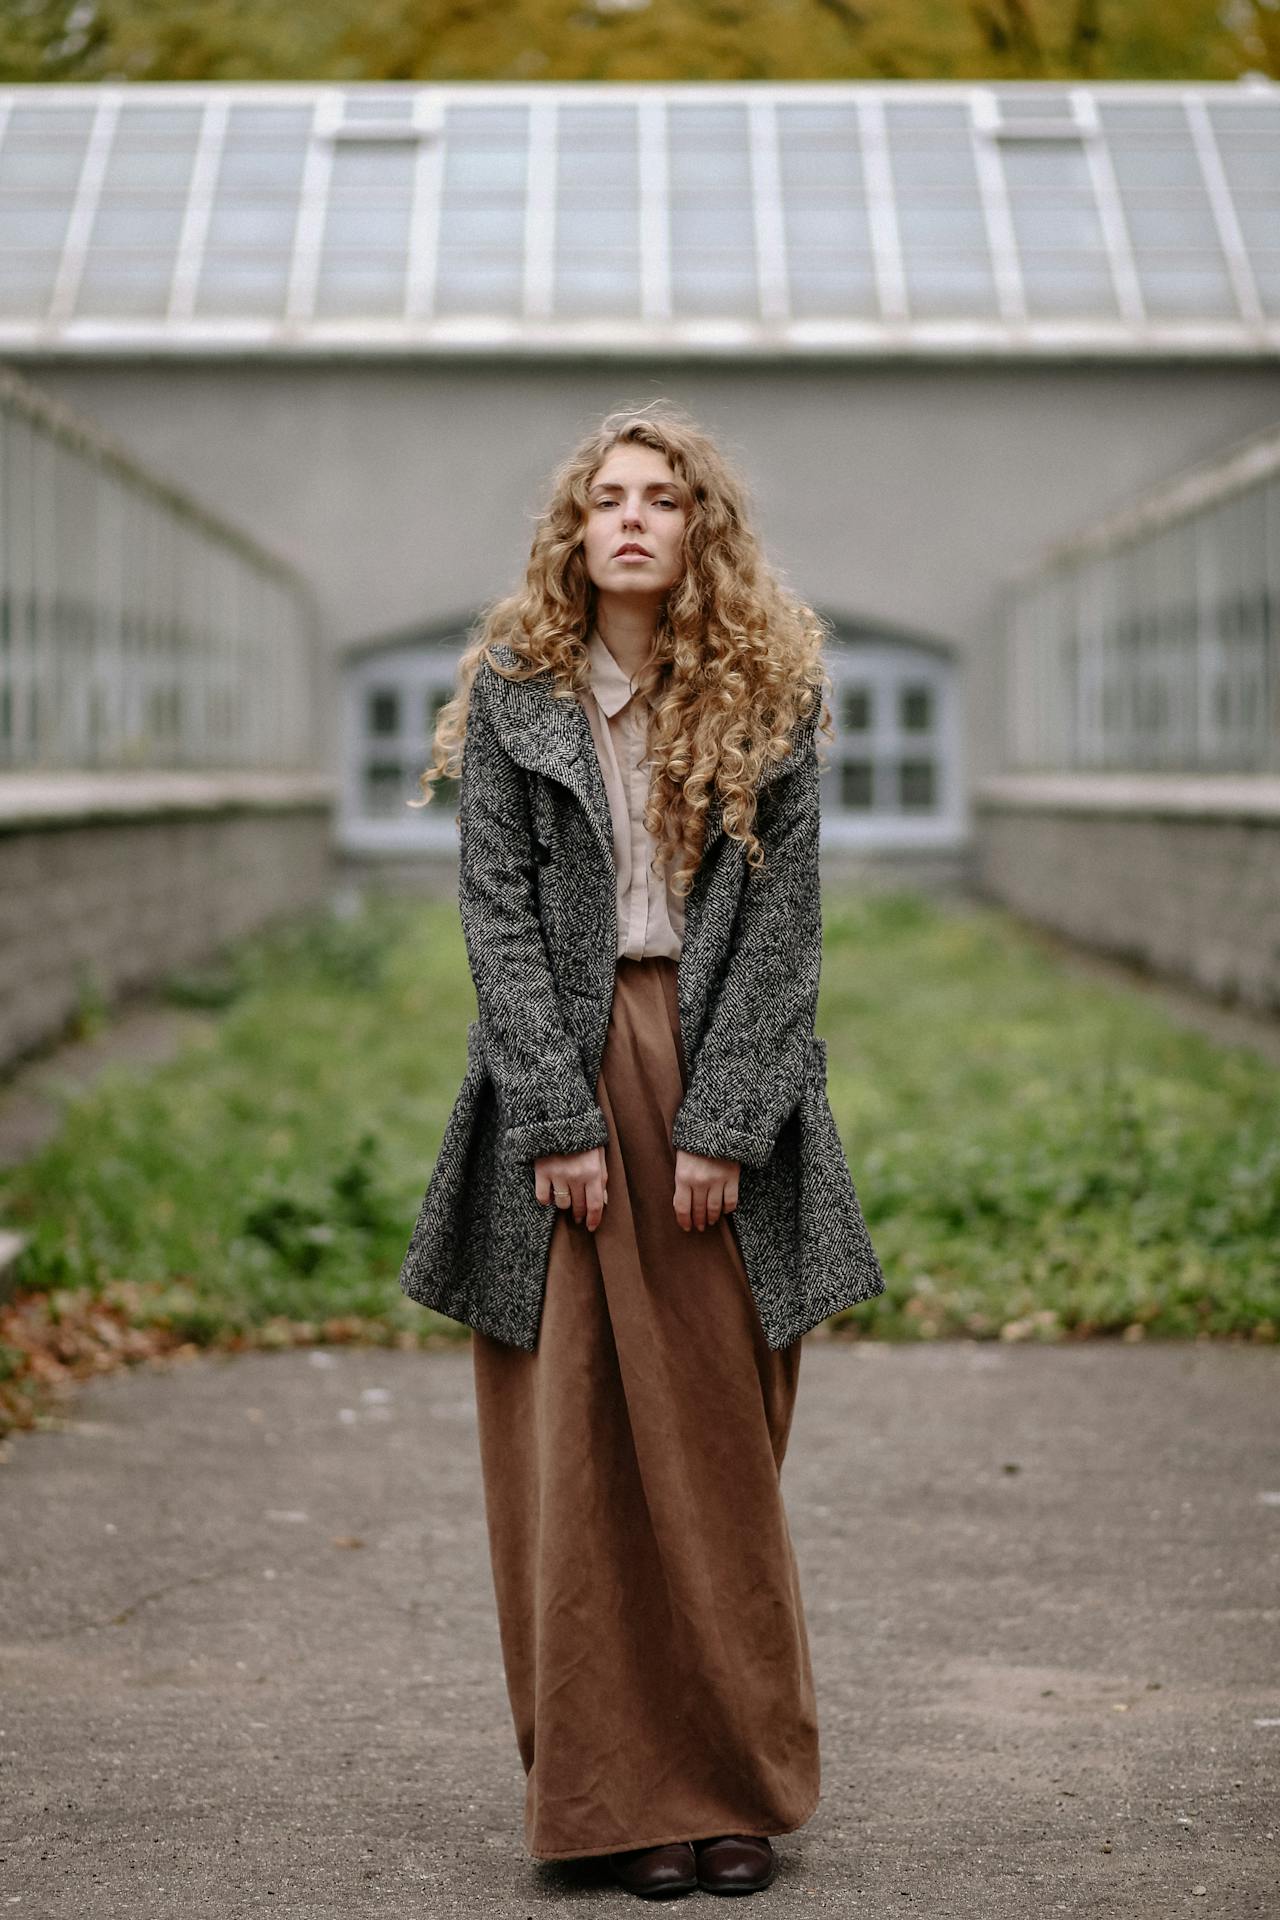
589, 480, 682, 495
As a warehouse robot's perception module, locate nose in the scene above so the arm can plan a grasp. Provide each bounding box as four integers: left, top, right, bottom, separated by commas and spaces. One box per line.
621, 496, 645, 528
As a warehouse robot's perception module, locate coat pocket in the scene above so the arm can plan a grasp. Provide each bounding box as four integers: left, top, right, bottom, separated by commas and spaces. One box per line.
529, 774, 562, 852
795, 1034, 885, 1307
441, 1020, 488, 1170
399, 1021, 492, 1305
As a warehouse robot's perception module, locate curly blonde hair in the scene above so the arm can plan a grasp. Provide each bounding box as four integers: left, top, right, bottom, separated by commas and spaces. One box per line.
410, 400, 832, 896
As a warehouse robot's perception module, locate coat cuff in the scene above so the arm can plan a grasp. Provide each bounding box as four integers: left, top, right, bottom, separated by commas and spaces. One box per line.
502, 1105, 611, 1163
670, 1107, 777, 1171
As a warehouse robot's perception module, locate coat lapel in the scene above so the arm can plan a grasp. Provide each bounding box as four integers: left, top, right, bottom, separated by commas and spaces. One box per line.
482, 662, 618, 869
483, 652, 729, 865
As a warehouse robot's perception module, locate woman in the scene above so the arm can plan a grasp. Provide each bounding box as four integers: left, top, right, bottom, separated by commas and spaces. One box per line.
399, 403, 885, 1898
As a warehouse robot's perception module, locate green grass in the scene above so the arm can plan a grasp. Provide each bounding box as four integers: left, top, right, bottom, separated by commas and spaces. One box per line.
819, 891, 1280, 1341
1, 887, 1277, 1357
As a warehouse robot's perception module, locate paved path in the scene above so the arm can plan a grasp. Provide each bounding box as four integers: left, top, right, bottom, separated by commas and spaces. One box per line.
1, 1339, 1276, 1918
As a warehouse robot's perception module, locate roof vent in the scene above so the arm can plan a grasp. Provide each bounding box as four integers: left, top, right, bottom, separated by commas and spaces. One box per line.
328, 95, 436, 144
986, 90, 1089, 142
328, 122, 434, 145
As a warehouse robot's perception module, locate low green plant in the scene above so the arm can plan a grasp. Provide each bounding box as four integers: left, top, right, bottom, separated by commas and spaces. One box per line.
1, 886, 1276, 1358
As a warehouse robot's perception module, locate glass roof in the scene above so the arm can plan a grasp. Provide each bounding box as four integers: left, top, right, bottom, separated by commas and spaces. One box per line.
0, 80, 1277, 356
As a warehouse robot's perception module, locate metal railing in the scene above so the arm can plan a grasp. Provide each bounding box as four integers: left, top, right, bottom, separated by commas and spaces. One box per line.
1001, 418, 1280, 776
0, 361, 322, 773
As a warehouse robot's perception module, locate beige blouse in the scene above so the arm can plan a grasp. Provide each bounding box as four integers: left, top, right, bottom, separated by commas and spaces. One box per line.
578, 628, 685, 962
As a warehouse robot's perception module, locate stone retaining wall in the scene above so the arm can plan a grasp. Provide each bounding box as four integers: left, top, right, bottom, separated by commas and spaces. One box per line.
0, 774, 337, 1070
973, 774, 1280, 1015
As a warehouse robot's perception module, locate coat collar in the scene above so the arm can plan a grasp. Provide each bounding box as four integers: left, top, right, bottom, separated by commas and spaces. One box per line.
479, 643, 632, 867
480, 641, 811, 866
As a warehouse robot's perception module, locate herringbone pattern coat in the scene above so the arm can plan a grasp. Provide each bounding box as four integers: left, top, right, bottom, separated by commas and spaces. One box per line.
398, 642, 886, 1350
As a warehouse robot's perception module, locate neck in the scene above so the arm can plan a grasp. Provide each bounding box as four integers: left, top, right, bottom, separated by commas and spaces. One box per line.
592, 593, 663, 679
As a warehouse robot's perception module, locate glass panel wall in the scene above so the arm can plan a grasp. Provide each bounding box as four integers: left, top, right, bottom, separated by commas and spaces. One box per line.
1004, 427, 1280, 774
2, 82, 1274, 341
0, 362, 319, 772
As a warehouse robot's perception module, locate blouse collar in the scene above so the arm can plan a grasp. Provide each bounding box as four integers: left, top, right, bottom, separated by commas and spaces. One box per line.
585, 626, 642, 719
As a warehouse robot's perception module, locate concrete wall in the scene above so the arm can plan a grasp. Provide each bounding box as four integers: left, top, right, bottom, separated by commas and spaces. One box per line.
20, 356, 1280, 788
973, 775, 1280, 1015
0, 775, 337, 1070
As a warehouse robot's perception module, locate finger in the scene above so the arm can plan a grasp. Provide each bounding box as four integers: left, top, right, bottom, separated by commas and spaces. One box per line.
570, 1176, 589, 1226
673, 1174, 692, 1233
691, 1184, 708, 1232
584, 1171, 606, 1232
705, 1182, 723, 1227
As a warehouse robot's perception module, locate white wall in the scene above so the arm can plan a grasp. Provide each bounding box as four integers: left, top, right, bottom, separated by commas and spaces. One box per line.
21, 355, 1280, 784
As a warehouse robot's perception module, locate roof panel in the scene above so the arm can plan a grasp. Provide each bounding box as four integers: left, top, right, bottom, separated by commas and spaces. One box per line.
1021, 258, 1119, 317
0, 79, 1277, 357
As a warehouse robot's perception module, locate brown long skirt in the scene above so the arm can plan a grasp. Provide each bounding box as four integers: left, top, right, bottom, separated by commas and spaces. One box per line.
471, 954, 821, 1862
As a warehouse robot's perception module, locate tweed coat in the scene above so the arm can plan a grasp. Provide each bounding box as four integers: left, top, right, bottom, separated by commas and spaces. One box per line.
397, 640, 886, 1351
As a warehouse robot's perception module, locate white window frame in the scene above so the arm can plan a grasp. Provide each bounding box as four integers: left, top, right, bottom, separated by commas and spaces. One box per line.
820, 636, 967, 849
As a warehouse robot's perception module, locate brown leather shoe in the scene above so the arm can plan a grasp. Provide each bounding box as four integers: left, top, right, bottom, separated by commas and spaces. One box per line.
607, 1841, 698, 1898
693, 1833, 777, 1893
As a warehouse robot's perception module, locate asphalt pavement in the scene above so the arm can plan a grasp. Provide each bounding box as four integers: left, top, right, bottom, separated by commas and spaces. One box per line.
1, 1336, 1276, 1918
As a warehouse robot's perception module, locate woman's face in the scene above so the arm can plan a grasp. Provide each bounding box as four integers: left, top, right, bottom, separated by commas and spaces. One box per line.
582, 444, 689, 600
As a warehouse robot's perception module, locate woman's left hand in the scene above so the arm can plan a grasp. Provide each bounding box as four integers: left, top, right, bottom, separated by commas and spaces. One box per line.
673, 1149, 740, 1233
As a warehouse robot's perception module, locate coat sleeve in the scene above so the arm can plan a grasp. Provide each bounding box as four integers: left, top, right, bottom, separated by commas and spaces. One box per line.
670, 713, 823, 1172
457, 671, 611, 1164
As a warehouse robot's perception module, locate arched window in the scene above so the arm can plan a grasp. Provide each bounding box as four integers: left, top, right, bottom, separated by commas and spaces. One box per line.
339, 616, 966, 856
819, 624, 965, 849
339, 623, 468, 855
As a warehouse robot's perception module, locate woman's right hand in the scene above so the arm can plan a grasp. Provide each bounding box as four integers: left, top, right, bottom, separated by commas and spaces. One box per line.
534, 1146, 609, 1231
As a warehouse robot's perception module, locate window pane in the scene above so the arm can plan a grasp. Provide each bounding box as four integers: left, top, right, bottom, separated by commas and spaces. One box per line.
900, 683, 933, 730
899, 759, 936, 809
86, 204, 186, 248
1000, 144, 1094, 193
194, 104, 310, 322
0, 201, 72, 249
434, 256, 525, 312
788, 260, 879, 317
557, 262, 643, 316
315, 260, 408, 317
785, 206, 868, 252
841, 759, 874, 809
76, 258, 178, 315
842, 685, 872, 730
434, 105, 530, 316
437, 206, 525, 251
1022, 259, 1119, 314
904, 258, 998, 317
196, 257, 292, 315
327, 144, 416, 204
667, 103, 756, 317
323, 204, 413, 251
206, 203, 299, 248
364, 760, 406, 814
557, 202, 640, 252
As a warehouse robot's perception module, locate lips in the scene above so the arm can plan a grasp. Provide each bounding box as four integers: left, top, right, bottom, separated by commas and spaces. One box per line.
615, 545, 652, 558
